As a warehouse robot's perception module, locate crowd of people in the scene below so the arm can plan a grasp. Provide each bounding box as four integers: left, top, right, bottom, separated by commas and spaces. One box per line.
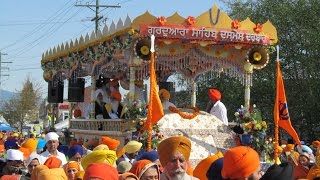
0, 130, 319, 180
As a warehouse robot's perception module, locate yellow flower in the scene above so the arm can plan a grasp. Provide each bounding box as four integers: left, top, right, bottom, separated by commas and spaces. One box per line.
261, 121, 267, 128
244, 122, 252, 129
255, 123, 262, 130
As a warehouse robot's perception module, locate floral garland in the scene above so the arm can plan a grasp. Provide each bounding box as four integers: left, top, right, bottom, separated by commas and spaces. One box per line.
168, 106, 200, 119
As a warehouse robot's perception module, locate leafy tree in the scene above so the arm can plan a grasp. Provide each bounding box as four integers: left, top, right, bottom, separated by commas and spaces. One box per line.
224, 0, 320, 141
2, 76, 42, 131
173, 0, 320, 141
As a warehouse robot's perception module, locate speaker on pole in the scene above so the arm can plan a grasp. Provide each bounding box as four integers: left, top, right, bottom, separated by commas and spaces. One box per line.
68, 78, 85, 102
48, 81, 64, 103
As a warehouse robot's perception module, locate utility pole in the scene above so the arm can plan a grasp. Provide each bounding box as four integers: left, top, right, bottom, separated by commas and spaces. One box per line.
0, 52, 12, 92
75, 0, 121, 33
75, 0, 121, 119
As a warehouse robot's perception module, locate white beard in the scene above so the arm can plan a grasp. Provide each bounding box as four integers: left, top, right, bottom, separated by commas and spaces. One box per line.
164, 168, 186, 180
111, 101, 119, 113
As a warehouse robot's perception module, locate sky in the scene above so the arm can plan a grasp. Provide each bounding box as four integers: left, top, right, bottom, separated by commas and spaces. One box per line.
0, 0, 227, 98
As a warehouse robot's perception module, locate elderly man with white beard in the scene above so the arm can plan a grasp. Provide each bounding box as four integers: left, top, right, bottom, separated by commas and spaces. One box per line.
157, 136, 199, 180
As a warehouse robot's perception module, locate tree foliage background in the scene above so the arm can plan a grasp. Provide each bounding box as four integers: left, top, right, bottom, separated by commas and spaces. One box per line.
2, 77, 42, 131
175, 0, 320, 141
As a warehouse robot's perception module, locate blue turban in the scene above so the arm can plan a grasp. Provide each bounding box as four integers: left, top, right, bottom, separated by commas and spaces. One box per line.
36, 138, 46, 150
67, 145, 84, 159
58, 145, 69, 156
206, 158, 224, 180
138, 150, 159, 162
4, 139, 19, 150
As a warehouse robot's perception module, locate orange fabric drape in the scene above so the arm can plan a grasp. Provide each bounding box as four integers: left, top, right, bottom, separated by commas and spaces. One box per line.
274, 61, 301, 146
143, 36, 164, 151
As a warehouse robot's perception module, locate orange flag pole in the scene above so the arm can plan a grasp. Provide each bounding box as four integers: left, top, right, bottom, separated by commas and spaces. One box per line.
273, 45, 280, 163
274, 45, 301, 163
145, 35, 164, 151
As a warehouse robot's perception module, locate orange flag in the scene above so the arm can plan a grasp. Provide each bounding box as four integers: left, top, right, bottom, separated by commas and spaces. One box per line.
274, 61, 301, 145
143, 35, 164, 151
143, 35, 164, 129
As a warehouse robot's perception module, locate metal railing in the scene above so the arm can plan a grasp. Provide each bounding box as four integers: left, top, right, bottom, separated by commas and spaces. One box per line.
69, 119, 132, 132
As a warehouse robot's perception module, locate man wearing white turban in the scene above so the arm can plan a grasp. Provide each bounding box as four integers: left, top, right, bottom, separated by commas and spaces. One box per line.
95, 88, 110, 119
40, 132, 67, 165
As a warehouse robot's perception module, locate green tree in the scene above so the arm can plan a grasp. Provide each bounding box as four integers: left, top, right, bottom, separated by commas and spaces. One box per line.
173, 0, 320, 141
2, 76, 42, 131
224, 0, 320, 140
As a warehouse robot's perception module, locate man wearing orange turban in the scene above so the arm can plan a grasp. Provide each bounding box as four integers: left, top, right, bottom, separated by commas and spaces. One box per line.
222, 146, 262, 180
84, 163, 118, 180
307, 154, 320, 179
100, 136, 120, 150
157, 136, 198, 180
159, 89, 176, 110
313, 140, 320, 156
206, 88, 228, 125
21, 137, 38, 153
193, 151, 224, 180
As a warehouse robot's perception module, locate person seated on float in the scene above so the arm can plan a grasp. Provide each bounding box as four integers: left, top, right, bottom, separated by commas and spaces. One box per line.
105, 90, 125, 119
94, 88, 109, 119
159, 89, 176, 110
110, 79, 120, 92
96, 75, 111, 103
134, 80, 146, 103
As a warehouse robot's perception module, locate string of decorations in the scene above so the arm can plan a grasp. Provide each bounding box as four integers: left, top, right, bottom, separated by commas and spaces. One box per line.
168, 106, 200, 119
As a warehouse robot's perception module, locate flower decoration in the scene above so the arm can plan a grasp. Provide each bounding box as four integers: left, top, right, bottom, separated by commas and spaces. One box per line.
169, 47, 176, 54
232, 19, 241, 29
138, 125, 164, 150
128, 28, 136, 35
186, 16, 196, 26
254, 23, 263, 33
235, 105, 273, 158
157, 16, 167, 26
124, 99, 147, 120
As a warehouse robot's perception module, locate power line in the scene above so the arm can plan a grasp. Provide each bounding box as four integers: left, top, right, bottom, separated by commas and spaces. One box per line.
75, 0, 121, 33
5, 7, 84, 61
0, 1, 75, 51
0, 20, 83, 26
10, 67, 40, 71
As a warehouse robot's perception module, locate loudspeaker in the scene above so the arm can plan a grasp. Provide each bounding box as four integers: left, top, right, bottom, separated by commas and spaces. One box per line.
48, 81, 64, 103
134, 38, 151, 61
68, 78, 85, 102
159, 82, 175, 103
247, 46, 269, 70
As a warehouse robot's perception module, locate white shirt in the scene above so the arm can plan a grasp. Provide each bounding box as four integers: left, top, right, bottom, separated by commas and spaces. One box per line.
162, 100, 176, 110
40, 150, 67, 165
210, 100, 228, 126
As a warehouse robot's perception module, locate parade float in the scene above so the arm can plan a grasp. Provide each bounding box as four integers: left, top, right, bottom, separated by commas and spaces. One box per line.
41, 4, 277, 164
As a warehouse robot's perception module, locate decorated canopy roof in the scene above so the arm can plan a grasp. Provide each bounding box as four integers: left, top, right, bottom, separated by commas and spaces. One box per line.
41, 4, 277, 83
